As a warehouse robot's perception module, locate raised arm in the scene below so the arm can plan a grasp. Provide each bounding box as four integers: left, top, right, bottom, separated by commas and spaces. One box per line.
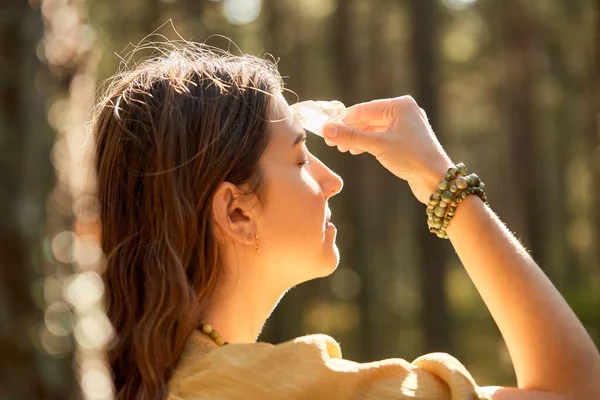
446, 193, 600, 399
322, 96, 600, 400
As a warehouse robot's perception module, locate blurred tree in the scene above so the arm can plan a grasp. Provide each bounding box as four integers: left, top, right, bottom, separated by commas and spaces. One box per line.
184, 0, 206, 17
540, 1, 582, 285
502, 0, 544, 263
146, 0, 162, 32
0, 1, 77, 398
263, 0, 284, 60
331, 0, 380, 362
590, 0, 600, 337
359, 0, 409, 361
34, 0, 600, 387
409, 0, 452, 354
591, 0, 600, 267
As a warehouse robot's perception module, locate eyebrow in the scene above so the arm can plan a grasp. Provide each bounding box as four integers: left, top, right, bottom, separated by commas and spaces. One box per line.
293, 130, 307, 147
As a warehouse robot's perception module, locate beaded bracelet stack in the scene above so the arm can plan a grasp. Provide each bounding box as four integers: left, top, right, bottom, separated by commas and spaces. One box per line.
426, 163, 488, 239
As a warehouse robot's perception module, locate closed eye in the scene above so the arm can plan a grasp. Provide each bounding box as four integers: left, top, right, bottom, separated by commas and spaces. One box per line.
299, 146, 313, 167
299, 158, 313, 167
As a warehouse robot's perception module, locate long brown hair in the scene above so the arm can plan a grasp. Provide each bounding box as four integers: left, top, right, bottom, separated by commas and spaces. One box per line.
92, 42, 283, 399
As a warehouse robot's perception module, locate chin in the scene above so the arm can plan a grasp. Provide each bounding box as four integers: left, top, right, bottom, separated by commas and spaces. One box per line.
298, 251, 340, 284
317, 247, 340, 278
320, 226, 340, 274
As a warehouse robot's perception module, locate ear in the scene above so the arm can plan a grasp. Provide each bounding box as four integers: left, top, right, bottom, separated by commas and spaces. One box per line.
212, 181, 257, 246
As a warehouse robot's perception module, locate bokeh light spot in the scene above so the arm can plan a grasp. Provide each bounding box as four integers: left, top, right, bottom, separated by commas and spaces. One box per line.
73, 235, 103, 267
52, 230, 77, 263
66, 271, 104, 312
329, 268, 362, 301
74, 312, 113, 350
44, 301, 75, 336
223, 0, 262, 25
81, 362, 114, 400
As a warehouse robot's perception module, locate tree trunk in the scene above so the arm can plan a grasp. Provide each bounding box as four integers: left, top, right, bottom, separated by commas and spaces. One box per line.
502, 0, 545, 263
362, 0, 404, 360
409, 0, 452, 354
592, 0, 600, 274
330, 0, 379, 361
146, 0, 163, 32
0, 1, 76, 398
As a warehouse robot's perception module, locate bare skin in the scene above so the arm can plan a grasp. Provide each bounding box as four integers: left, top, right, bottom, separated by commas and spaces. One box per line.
322, 96, 600, 400
206, 93, 343, 343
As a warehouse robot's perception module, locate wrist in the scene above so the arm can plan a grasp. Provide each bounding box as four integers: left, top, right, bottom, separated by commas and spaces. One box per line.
445, 194, 482, 237
415, 157, 454, 204
424, 163, 488, 238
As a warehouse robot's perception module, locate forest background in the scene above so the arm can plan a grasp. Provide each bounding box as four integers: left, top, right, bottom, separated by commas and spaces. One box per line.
1, 0, 599, 398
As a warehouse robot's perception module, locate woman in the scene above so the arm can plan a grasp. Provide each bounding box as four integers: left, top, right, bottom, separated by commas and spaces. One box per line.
93, 44, 600, 399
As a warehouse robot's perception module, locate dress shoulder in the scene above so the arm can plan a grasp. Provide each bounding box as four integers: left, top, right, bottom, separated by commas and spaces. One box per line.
168, 332, 489, 400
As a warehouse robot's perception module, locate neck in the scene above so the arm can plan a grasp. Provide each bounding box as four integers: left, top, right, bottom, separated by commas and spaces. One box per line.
200, 274, 285, 344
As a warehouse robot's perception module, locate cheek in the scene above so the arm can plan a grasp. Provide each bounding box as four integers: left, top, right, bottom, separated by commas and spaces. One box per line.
263, 171, 323, 244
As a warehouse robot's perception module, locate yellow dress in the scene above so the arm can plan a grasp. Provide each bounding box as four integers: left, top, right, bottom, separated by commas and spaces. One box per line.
167, 331, 489, 399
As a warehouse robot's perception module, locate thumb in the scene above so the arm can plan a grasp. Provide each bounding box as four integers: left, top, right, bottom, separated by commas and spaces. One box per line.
322, 123, 384, 156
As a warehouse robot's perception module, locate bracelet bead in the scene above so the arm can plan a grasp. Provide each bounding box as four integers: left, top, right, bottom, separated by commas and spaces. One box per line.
425, 163, 488, 239
434, 206, 446, 217
467, 174, 480, 187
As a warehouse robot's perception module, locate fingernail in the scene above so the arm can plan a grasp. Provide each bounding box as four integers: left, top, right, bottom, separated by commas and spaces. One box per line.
324, 125, 337, 138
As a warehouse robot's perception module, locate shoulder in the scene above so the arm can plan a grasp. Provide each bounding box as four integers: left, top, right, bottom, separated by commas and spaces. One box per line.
188, 333, 343, 367
168, 332, 486, 400
284, 333, 344, 359
168, 333, 341, 399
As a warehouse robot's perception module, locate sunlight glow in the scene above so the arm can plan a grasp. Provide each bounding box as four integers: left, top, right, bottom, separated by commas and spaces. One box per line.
442, 0, 478, 10
223, 0, 262, 25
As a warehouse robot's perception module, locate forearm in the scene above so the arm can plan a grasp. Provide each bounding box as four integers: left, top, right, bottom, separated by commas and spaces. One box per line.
446, 195, 600, 396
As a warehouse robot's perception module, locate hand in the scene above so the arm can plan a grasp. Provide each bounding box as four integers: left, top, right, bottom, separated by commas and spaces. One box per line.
322, 96, 453, 204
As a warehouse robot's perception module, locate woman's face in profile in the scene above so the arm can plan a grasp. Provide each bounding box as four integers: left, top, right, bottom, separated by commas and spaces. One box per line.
257, 93, 344, 285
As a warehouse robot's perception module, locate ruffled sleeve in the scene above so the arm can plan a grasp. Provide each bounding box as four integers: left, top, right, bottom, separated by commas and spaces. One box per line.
168, 333, 490, 400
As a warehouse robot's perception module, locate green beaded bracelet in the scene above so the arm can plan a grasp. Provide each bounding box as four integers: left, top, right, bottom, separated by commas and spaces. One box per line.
435, 184, 487, 239
426, 163, 488, 239
426, 163, 466, 232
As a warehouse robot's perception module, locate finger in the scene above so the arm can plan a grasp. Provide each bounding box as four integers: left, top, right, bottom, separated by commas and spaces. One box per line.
418, 107, 432, 128
324, 138, 336, 147
343, 98, 396, 126
349, 148, 365, 155
337, 145, 349, 153
342, 95, 418, 125
342, 121, 388, 132
322, 122, 384, 156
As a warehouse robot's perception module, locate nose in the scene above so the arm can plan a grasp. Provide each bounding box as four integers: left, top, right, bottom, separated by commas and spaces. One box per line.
318, 161, 343, 199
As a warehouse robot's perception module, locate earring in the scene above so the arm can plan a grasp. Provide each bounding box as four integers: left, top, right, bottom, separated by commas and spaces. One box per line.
247, 232, 260, 256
